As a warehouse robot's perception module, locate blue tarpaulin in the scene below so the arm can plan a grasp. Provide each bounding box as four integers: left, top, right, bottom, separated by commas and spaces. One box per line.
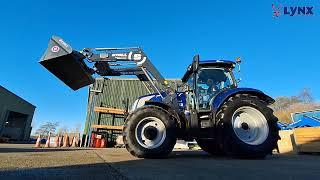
279, 109, 320, 130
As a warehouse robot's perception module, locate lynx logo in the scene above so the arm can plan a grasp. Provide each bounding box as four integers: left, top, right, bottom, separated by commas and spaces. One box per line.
272, 4, 281, 17
272, 4, 314, 17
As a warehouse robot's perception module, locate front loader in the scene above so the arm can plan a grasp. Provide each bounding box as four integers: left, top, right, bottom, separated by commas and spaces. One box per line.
40, 36, 279, 158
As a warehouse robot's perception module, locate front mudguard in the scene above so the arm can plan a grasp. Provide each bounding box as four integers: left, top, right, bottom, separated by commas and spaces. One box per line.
143, 101, 187, 138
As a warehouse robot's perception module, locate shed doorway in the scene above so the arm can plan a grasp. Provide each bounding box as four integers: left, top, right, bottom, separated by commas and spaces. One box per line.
1, 111, 28, 140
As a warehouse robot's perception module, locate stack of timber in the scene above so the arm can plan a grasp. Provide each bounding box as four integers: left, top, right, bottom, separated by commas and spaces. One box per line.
293, 127, 320, 153
94, 107, 125, 115
91, 124, 123, 131
277, 130, 297, 154
93, 106, 125, 131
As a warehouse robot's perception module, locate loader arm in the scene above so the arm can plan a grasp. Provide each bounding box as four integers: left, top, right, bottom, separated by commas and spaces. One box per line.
39, 36, 167, 96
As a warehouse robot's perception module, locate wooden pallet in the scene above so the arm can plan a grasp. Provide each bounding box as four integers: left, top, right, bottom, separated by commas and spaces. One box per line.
294, 127, 320, 153
94, 107, 125, 115
91, 124, 123, 131
277, 130, 297, 154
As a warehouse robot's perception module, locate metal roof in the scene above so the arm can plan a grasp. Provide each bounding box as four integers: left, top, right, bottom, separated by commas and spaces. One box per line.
0, 85, 36, 108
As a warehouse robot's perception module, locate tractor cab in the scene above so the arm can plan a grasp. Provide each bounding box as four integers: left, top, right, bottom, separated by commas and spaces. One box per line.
182, 56, 238, 111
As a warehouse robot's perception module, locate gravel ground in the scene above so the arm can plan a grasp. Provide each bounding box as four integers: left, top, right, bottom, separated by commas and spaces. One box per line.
0, 143, 320, 180
0, 144, 125, 180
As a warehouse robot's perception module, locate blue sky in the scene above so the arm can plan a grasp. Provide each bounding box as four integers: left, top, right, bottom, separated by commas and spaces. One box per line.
0, 0, 319, 133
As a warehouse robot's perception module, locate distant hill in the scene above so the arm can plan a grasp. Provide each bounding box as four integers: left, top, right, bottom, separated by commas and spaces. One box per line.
270, 88, 320, 123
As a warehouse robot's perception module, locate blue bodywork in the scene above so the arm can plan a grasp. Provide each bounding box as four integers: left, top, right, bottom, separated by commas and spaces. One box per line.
211, 88, 274, 109
131, 92, 186, 112
133, 59, 274, 117
138, 88, 273, 113
144, 92, 186, 111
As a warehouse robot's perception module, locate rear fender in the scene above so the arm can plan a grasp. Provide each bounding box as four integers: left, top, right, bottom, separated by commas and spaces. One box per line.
211, 88, 275, 124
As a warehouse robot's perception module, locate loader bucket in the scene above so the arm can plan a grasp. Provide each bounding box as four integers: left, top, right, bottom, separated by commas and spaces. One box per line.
39, 36, 95, 90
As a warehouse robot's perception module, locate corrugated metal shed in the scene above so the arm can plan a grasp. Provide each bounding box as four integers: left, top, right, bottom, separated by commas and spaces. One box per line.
84, 78, 181, 138
0, 85, 36, 141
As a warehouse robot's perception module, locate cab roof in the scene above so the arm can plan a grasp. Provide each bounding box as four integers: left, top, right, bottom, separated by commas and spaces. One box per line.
199, 60, 236, 67
182, 59, 236, 82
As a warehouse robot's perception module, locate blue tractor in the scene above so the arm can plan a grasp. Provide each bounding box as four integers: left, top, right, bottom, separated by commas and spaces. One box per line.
40, 36, 280, 158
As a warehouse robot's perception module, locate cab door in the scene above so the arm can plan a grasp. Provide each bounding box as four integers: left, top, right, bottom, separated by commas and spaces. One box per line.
185, 73, 199, 129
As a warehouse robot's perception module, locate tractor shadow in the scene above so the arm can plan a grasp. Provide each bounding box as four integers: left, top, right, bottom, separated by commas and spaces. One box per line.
170, 150, 280, 160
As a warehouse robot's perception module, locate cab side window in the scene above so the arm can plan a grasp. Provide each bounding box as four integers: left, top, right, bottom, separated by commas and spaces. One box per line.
187, 76, 194, 91
186, 76, 195, 110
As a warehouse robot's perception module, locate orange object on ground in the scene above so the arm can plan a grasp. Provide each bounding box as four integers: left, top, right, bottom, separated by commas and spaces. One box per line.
90, 133, 95, 147
94, 138, 102, 148
44, 135, 50, 148
100, 138, 106, 148
54, 136, 59, 147
71, 137, 77, 147
58, 136, 63, 147
62, 134, 69, 147
69, 137, 73, 146
34, 135, 41, 148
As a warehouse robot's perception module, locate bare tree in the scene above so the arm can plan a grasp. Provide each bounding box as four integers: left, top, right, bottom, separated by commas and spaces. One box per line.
35, 122, 59, 137
271, 88, 318, 123
298, 88, 314, 103
271, 96, 301, 111
57, 125, 69, 136
74, 123, 82, 134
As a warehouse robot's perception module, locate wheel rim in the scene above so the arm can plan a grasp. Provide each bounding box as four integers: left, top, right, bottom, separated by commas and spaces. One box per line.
135, 117, 166, 149
231, 106, 269, 145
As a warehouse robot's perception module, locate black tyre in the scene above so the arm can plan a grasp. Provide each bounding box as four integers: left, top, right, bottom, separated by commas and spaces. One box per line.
123, 106, 177, 158
196, 139, 224, 155
216, 94, 279, 158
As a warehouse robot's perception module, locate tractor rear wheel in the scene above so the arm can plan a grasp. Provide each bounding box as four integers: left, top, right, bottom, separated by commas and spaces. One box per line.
123, 106, 177, 158
196, 139, 224, 155
216, 94, 279, 158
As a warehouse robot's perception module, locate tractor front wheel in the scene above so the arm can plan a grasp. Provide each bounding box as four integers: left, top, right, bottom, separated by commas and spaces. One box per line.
123, 106, 177, 158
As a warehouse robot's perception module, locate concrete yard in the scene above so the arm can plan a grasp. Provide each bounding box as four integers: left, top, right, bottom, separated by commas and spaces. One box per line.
0, 144, 320, 180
